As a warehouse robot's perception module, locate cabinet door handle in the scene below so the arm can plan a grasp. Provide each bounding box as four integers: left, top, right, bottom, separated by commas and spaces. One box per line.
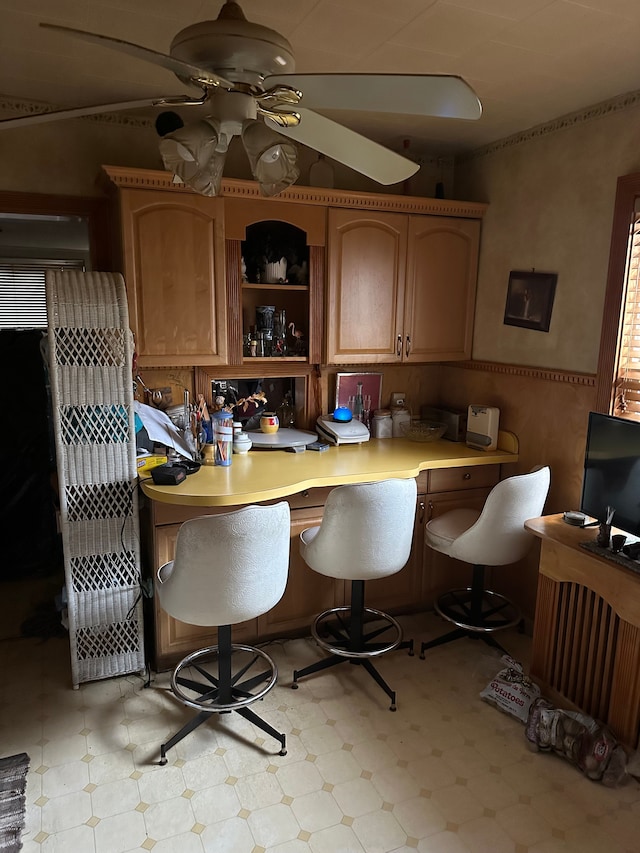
405, 335, 411, 357
396, 334, 402, 357
463, 473, 471, 480
427, 500, 434, 521
418, 500, 425, 524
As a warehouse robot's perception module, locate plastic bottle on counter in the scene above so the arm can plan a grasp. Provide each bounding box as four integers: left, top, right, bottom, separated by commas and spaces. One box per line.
371, 409, 392, 438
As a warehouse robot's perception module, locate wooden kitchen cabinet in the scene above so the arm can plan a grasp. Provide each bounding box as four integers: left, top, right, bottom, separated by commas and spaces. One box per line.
404, 215, 479, 362
104, 167, 486, 369
117, 188, 228, 366
326, 208, 480, 364
224, 197, 326, 365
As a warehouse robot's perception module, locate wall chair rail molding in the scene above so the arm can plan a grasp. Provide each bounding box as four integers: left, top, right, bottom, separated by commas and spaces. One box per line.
453, 360, 596, 387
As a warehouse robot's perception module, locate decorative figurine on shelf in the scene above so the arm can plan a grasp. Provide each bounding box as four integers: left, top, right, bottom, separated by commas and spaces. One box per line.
241, 256, 248, 283
263, 257, 287, 283
288, 321, 307, 356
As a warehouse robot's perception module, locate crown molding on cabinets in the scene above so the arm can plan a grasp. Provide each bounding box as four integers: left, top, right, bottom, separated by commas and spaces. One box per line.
101, 166, 488, 220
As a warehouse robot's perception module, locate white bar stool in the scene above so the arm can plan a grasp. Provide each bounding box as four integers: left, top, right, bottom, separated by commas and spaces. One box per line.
155, 502, 290, 763
420, 466, 550, 657
292, 479, 417, 711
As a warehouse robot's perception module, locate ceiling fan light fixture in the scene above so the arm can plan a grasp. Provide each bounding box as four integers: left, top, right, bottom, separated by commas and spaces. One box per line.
159, 117, 225, 196
241, 118, 299, 197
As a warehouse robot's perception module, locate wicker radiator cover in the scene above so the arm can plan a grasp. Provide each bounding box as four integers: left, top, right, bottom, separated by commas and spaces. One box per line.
46, 271, 145, 687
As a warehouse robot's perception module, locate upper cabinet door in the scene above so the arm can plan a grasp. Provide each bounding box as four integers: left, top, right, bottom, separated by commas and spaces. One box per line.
119, 189, 227, 366
327, 209, 407, 364
404, 216, 480, 363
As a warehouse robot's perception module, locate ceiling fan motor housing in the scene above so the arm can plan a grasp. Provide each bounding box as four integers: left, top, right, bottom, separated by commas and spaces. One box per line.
170, 2, 295, 89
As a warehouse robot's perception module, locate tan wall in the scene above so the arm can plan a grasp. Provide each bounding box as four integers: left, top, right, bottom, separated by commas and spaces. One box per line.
0, 110, 450, 198
446, 97, 640, 618
455, 99, 640, 374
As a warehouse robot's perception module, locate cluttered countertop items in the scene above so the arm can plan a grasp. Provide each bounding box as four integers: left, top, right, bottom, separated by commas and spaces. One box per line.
135, 375, 506, 484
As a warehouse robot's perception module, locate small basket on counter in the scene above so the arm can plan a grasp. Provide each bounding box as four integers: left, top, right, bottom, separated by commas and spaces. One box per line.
400, 420, 448, 442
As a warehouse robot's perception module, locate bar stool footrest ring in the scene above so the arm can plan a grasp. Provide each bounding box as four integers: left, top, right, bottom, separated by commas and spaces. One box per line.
435, 588, 521, 634
311, 606, 402, 658
171, 644, 277, 712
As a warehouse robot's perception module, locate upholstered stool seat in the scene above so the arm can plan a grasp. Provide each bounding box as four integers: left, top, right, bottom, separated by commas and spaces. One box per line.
155, 502, 290, 763
292, 478, 417, 711
421, 466, 550, 657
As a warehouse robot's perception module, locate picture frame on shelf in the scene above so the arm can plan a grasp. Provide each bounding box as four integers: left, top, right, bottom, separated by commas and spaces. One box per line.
503, 270, 557, 332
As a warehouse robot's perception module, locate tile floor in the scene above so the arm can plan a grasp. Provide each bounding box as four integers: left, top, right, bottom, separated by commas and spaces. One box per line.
3, 612, 640, 853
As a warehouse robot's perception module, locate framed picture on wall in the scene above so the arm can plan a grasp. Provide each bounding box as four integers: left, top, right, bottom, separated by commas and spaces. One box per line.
503, 270, 557, 332
335, 372, 383, 412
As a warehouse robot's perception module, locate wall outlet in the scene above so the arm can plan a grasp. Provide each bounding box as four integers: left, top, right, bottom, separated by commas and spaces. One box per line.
390, 391, 406, 407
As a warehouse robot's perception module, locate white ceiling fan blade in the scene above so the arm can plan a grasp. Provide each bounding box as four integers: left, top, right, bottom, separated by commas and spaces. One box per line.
0, 95, 206, 129
265, 109, 418, 185
40, 23, 233, 90
264, 74, 481, 120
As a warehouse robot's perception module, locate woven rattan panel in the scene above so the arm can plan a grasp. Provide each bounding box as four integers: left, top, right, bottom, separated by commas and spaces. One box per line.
46, 271, 145, 686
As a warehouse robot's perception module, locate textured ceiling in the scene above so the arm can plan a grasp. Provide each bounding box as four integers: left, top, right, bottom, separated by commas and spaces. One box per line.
2, 0, 640, 157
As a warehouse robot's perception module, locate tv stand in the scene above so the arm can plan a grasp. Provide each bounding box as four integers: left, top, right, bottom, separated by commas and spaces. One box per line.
526, 514, 640, 751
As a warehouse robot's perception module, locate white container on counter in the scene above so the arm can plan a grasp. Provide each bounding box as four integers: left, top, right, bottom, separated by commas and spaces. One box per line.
233, 432, 252, 454
371, 409, 392, 438
391, 407, 411, 438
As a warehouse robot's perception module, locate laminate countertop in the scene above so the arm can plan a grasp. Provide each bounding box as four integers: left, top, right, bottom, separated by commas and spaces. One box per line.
140, 432, 519, 507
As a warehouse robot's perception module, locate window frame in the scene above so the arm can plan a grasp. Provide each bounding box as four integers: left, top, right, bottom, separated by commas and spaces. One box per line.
595, 172, 640, 415
0, 191, 111, 270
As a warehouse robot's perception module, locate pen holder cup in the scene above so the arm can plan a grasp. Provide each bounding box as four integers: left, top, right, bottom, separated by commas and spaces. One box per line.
213, 412, 233, 467
596, 523, 611, 548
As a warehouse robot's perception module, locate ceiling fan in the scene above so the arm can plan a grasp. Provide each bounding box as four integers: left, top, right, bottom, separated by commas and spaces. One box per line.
0, 0, 482, 197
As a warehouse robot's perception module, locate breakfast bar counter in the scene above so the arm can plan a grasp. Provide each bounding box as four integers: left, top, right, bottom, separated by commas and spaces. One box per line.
141, 431, 519, 507
141, 432, 519, 670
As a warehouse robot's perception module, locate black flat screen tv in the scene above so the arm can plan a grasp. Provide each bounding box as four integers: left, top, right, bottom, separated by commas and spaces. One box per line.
580, 411, 640, 536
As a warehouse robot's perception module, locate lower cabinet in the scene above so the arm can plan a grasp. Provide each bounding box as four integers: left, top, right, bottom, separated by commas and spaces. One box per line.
257, 506, 344, 638
142, 465, 502, 671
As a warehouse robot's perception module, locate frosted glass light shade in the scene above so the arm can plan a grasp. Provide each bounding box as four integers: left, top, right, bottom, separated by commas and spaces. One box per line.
242, 119, 299, 197
159, 118, 225, 196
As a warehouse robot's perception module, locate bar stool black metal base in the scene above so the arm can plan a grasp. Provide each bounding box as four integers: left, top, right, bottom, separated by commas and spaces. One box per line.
291, 580, 413, 711
160, 625, 286, 764
420, 564, 520, 659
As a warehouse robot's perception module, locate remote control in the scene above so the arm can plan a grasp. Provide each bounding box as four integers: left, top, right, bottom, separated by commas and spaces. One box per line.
307, 441, 330, 452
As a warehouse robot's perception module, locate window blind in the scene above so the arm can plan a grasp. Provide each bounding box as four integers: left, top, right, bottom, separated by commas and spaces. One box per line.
615, 204, 640, 417
0, 260, 85, 330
